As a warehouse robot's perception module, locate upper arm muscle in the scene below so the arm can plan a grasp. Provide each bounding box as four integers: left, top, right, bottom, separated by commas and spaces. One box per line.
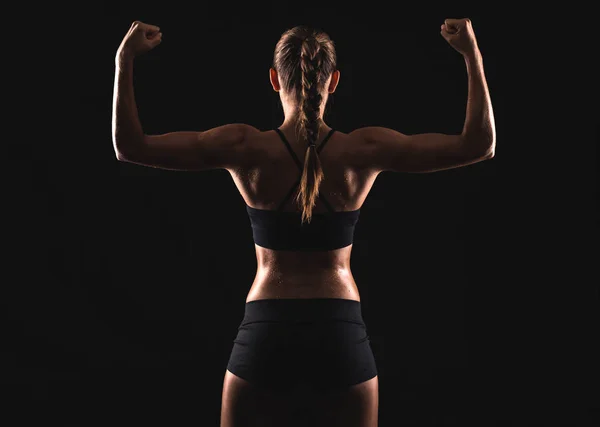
354, 126, 492, 173
117, 123, 253, 171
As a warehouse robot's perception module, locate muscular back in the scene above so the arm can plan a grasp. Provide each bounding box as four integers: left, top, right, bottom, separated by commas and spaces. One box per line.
230, 126, 379, 215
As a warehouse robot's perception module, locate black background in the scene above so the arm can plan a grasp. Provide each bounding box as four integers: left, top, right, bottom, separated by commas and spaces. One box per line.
5, 2, 597, 426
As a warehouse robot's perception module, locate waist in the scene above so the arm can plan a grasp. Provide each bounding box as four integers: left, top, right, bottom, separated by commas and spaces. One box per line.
248, 263, 359, 302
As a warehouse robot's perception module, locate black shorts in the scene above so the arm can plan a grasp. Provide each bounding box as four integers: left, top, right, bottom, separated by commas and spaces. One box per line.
226, 298, 378, 394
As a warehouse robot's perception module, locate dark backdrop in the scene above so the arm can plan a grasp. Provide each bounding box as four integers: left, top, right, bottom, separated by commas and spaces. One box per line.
6, 2, 597, 426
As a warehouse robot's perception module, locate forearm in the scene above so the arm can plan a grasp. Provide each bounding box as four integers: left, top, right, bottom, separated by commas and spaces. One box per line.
461, 49, 496, 155
112, 52, 145, 158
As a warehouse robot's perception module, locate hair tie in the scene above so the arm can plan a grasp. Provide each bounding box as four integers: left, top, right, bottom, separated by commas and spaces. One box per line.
308, 143, 316, 148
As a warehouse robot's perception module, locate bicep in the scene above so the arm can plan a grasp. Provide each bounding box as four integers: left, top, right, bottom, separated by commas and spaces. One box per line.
118, 123, 251, 171
357, 126, 492, 173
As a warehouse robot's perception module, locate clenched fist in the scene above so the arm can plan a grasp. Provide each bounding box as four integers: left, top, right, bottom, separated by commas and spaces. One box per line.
440, 18, 479, 57
117, 21, 162, 60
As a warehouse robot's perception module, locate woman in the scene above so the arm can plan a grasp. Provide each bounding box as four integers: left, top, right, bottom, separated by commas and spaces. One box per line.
112, 18, 495, 427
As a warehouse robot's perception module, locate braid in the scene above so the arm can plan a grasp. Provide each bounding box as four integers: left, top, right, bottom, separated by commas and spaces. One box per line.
294, 37, 325, 224
272, 26, 337, 224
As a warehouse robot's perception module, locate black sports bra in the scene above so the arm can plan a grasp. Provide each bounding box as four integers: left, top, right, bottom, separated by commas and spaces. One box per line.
246, 129, 360, 251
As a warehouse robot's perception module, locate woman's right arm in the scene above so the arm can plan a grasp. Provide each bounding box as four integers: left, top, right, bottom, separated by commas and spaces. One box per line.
354, 19, 496, 174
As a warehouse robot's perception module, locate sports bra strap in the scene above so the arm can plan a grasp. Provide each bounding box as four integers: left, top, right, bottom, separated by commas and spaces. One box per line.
274, 128, 337, 213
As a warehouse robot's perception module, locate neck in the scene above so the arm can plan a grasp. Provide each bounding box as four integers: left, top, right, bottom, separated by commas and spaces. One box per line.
281, 116, 326, 130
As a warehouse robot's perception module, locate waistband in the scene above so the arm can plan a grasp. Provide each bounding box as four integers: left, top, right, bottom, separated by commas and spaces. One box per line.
241, 298, 364, 324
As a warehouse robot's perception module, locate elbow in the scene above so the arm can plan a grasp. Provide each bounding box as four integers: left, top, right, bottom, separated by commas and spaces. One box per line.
481, 144, 495, 160
112, 135, 122, 160
113, 140, 127, 162
483, 139, 496, 159
464, 135, 495, 161
112, 136, 140, 162
463, 122, 496, 156
115, 150, 128, 162
115, 148, 137, 163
